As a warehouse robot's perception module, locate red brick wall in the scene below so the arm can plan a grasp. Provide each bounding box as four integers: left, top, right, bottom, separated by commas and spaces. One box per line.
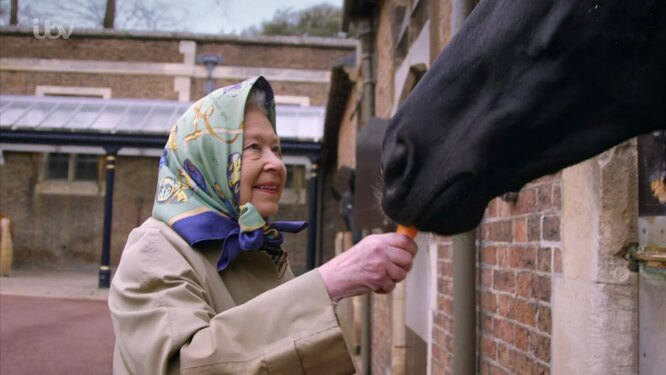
190, 79, 331, 106
1, 71, 178, 100
432, 239, 454, 374
374, 1, 396, 119
0, 152, 159, 270
0, 35, 184, 62
476, 174, 561, 375
197, 42, 353, 70
431, 175, 562, 375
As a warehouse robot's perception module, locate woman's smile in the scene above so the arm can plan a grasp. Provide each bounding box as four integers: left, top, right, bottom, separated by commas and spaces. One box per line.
254, 183, 280, 196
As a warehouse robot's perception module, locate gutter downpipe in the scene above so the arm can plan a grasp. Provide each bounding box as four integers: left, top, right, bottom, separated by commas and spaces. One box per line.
451, 1, 477, 374
358, 17, 376, 375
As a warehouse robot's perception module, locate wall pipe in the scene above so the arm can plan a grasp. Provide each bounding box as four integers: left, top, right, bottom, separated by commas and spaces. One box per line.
451, 1, 478, 374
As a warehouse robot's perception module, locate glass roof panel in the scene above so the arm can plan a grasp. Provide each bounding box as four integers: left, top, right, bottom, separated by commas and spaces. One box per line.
119, 106, 153, 133
40, 103, 80, 129
0, 100, 33, 128
22, 102, 59, 127
0, 98, 13, 112
88, 105, 127, 131
142, 106, 180, 133
68, 103, 105, 130
0, 95, 325, 142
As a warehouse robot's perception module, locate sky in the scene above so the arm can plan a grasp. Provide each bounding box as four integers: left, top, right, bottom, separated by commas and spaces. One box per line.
192, 0, 343, 35
0, 0, 344, 35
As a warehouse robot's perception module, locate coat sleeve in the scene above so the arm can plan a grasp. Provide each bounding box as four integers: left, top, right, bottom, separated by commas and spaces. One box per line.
108, 228, 355, 375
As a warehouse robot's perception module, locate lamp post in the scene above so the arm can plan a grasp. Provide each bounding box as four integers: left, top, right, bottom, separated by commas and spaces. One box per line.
198, 53, 223, 95
99, 146, 120, 288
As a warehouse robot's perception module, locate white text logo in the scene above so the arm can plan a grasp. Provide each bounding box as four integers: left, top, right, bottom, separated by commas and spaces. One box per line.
32, 19, 74, 40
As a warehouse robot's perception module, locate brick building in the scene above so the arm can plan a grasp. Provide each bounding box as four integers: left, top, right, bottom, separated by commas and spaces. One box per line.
0, 28, 355, 280
323, 1, 655, 374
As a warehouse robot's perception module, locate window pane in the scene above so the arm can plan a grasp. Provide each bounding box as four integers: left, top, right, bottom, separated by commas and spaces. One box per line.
89, 105, 126, 131
69, 104, 104, 130
47, 153, 69, 180
41, 103, 79, 128
75, 154, 98, 181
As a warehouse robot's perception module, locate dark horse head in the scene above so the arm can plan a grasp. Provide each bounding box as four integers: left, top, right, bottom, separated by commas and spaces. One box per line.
381, 0, 665, 235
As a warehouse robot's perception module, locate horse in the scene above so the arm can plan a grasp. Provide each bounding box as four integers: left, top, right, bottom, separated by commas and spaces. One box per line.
381, 0, 665, 235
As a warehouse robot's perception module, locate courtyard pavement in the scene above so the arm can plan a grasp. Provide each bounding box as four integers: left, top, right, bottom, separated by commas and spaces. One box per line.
0, 270, 114, 375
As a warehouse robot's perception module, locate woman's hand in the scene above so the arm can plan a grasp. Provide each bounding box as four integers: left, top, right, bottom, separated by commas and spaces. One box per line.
318, 233, 418, 303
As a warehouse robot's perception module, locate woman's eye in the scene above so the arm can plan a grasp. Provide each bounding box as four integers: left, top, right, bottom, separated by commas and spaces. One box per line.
272, 146, 282, 157
244, 143, 260, 151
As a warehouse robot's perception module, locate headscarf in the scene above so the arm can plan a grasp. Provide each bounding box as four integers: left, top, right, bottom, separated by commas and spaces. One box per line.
152, 76, 307, 271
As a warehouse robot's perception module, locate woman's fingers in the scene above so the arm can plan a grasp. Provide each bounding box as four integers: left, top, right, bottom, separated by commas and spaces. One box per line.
384, 261, 407, 283
382, 233, 418, 256
376, 278, 396, 294
318, 233, 419, 302
385, 246, 415, 271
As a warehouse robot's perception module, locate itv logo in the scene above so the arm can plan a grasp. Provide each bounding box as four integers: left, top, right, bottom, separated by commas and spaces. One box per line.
32, 19, 74, 40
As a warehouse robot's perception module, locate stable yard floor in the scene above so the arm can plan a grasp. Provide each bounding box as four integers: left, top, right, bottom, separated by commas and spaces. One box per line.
0, 271, 114, 374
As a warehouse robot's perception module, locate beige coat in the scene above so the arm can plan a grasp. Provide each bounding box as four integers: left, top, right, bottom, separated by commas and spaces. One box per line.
109, 218, 355, 374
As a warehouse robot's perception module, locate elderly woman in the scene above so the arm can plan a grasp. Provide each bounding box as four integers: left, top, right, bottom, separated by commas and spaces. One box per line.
108, 77, 417, 374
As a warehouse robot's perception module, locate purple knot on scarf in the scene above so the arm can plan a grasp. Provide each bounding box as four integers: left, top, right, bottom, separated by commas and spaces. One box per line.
171, 211, 307, 271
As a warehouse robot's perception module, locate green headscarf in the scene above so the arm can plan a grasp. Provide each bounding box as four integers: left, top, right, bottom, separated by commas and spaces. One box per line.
152, 76, 306, 270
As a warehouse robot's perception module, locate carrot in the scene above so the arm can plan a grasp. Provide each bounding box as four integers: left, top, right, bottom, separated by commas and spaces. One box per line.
396, 225, 418, 239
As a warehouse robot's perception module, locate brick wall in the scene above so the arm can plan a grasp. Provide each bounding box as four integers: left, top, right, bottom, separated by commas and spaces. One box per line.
429, 174, 562, 375
1, 71, 179, 100
0, 35, 184, 62
374, 1, 396, 119
476, 174, 561, 375
0, 152, 157, 270
197, 42, 352, 70
276, 201, 310, 276
109, 156, 160, 266
190, 79, 331, 106
432, 239, 454, 374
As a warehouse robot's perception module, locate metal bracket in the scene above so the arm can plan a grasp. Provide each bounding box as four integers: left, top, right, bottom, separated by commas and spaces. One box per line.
620, 242, 666, 272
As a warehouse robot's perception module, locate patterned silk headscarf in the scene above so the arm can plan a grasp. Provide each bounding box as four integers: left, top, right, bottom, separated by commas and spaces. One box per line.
152, 76, 307, 271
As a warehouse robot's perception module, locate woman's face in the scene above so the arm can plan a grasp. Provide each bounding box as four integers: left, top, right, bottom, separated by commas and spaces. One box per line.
239, 109, 286, 218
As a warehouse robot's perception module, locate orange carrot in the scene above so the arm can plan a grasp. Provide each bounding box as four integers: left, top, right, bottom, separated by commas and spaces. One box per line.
396, 225, 418, 239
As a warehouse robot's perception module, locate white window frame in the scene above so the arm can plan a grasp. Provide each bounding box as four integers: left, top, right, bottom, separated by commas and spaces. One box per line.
275, 95, 310, 107
36, 85, 112, 99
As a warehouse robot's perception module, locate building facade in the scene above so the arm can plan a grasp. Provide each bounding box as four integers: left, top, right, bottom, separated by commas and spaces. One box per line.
0, 28, 356, 277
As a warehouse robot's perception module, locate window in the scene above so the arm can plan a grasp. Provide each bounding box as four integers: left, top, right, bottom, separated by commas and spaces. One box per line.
75, 154, 99, 181
47, 153, 69, 179
45, 153, 99, 181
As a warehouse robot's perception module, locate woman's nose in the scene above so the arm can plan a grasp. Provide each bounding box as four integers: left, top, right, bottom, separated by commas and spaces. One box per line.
262, 148, 284, 171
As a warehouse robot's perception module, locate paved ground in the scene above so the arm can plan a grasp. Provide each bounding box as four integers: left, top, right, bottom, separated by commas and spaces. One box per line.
0, 271, 114, 375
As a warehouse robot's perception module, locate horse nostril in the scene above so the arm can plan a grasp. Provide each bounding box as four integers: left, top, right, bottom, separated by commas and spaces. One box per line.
382, 138, 411, 200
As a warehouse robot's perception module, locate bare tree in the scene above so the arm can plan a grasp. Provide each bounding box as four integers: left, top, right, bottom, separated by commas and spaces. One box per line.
14, 0, 187, 30
104, 0, 115, 29
10, 0, 18, 25
118, 0, 186, 31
